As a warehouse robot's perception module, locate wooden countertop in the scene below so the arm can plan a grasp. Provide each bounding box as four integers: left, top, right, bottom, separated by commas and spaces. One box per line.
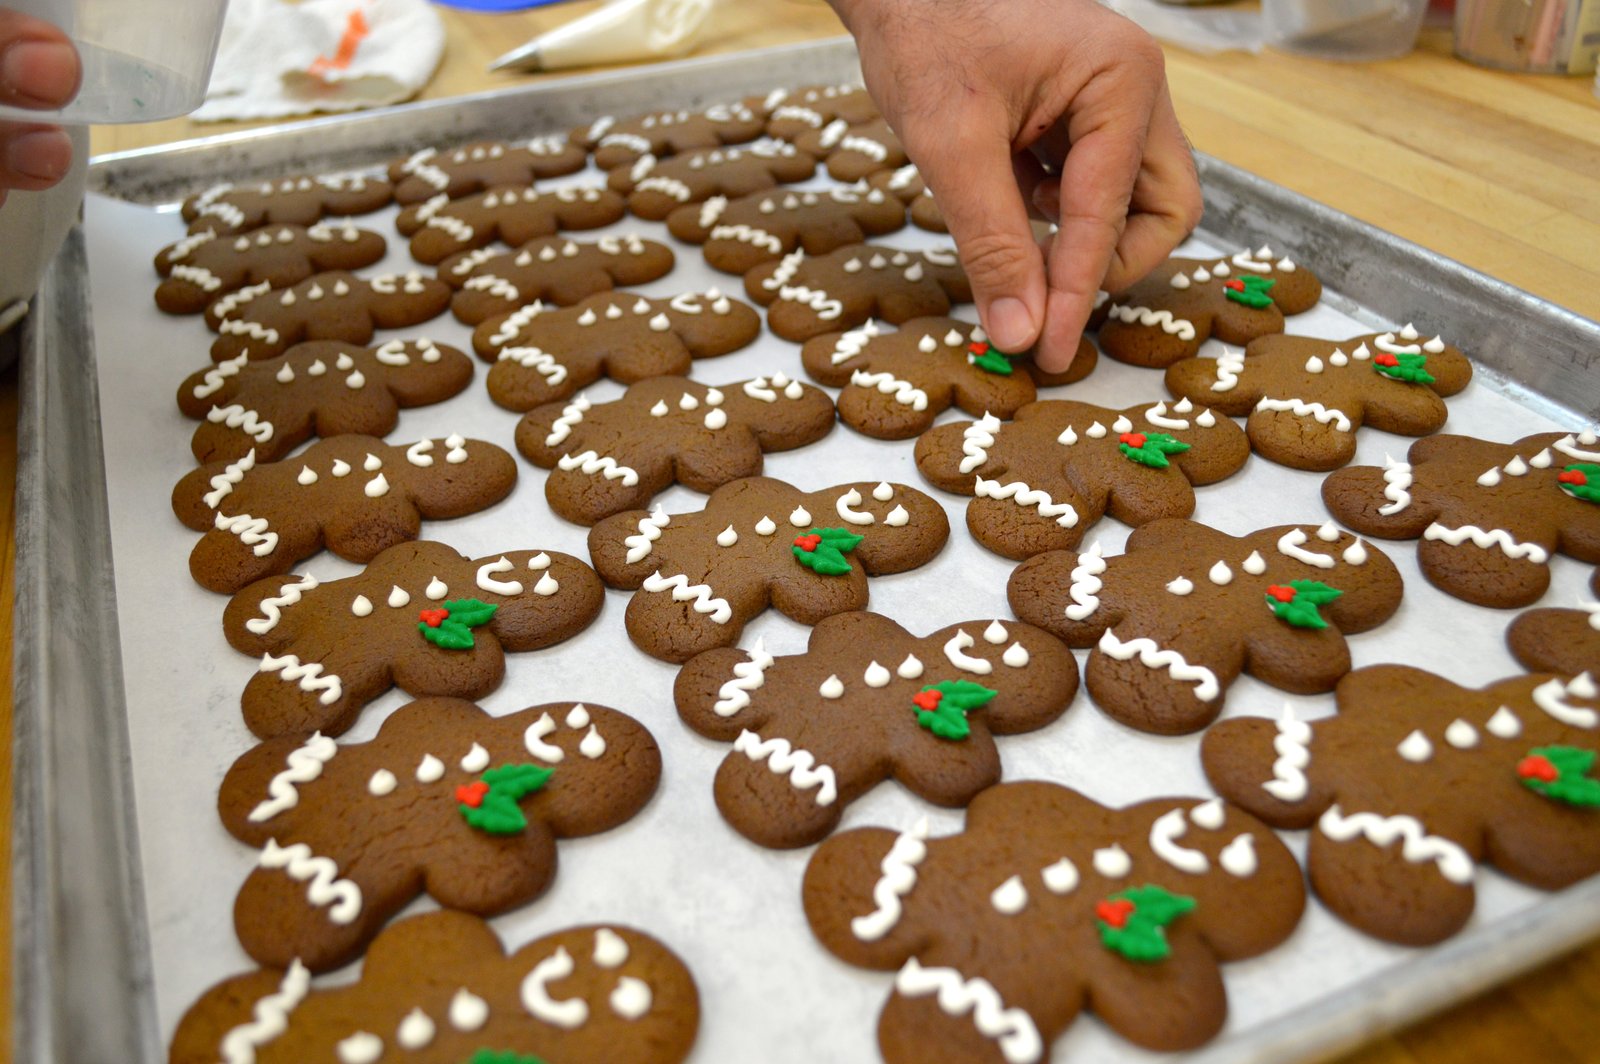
7, 2, 1600, 1061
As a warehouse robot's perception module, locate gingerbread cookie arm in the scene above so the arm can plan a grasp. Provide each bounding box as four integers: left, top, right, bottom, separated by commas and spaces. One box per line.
802, 826, 927, 968
239, 638, 399, 739
1507, 606, 1600, 676
1163, 351, 1264, 416
588, 508, 673, 591
674, 644, 786, 741
1306, 815, 1477, 945
1321, 459, 1442, 539
914, 417, 1010, 495
1007, 548, 1129, 648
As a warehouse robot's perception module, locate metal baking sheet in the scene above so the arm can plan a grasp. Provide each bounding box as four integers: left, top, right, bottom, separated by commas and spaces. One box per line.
15, 36, 1600, 1064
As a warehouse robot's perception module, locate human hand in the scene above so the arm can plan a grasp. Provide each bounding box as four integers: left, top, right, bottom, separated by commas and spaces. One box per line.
0, 7, 80, 209
828, 0, 1202, 372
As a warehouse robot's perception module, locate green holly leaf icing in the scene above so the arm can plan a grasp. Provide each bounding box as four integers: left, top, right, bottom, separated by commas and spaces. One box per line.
792, 527, 865, 576
465, 1052, 548, 1064
420, 598, 499, 650
1519, 745, 1600, 808
1373, 350, 1435, 385
458, 763, 554, 835
1223, 274, 1275, 308
1558, 464, 1600, 504
1267, 580, 1343, 630
1097, 884, 1196, 963
912, 679, 998, 741
969, 342, 1014, 376
1118, 432, 1191, 470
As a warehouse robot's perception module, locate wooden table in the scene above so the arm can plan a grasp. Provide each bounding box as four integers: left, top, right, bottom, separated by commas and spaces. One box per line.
7, 2, 1600, 1061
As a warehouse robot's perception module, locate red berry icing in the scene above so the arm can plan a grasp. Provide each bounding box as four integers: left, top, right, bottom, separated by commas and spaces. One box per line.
1119, 432, 1148, 449
455, 780, 490, 807
1265, 585, 1297, 603
794, 533, 822, 552
1558, 469, 1588, 486
1095, 898, 1136, 928
419, 608, 449, 628
1223, 279, 1244, 292
1374, 352, 1399, 367
968, 341, 987, 355
911, 689, 943, 712
1518, 754, 1559, 782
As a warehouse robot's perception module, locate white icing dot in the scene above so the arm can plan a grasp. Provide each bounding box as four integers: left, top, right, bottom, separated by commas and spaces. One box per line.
416, 754, 445, 782
297, 466, 317, 485
336, 1031, 382, 1064
460, 743, 490, 773
1092, 844, 1131, 878
897, 654, 923, 679
426, 577, 448, 600
351, 595, 372, 617
1242, 551, 1267, 575
1343, 539, 1368, 565
367, 769, 397, 796
594, 928, 629, 967
717, 525, 738, 547
790, 506, 812, 526
566, 704, 591, 729
873, 481, 894, 501
331, 460, 351, 477
1042, 857, 1078, 894
363, 453, 382, 472
580, 726, 607, 759
1167, 576, 1194, 596
1001, 643, 1029, 667
864, 661, 892, 687
1445, 719, 1479, 749
1209, 560, 1233, 585
885, 505, 909, 527
819, 674, 844, 699
983, 620, 1008, 644
610, 976, 652, 1019
755, 516, 776, 536
1316, 521, 1341, 542
388, 585, 410, 608
448, 988, 489, 1031
1397, 730, 1432, 762
396, 1008, 435, 1050
1219, 834, 1258, 877
1486, 706, 1522, 738
1190, 798, 1225, 830
990, 875, 1028, 914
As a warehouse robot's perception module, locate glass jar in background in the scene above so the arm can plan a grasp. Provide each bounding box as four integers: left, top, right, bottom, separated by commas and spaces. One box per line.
1454, 0, 1600, 73
1263, 0, 1431, 60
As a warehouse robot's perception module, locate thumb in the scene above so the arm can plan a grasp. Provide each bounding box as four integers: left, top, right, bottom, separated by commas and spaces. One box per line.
910, 122, 1045, 354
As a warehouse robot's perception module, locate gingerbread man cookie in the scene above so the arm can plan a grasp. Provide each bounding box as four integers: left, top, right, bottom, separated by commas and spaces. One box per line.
394, 183, 626, 266
178, 339, 475, 465
181, 173, 394, 235
1507, 570, 1600, 676
761, 84, 879, 141
515, 375, 836, 525
224, 540, 603, 738
387, 137, 589, 204
667, 185, 907, 276
1322, 431, 1600, 608
1008, 519, 1403, 733
437, 234, 676, 325
794, 117, 908, 183
170, 910, 700, 1064
1164, 326, 1474, 471
675, 612, 1077, 848
154, 222, 387, 316
916, 398, 1250, 560
588, 477, 950, 663
206, 270, 452, 363
803, 781, 1305, 1059
476, 290, 762, 412
570, 102, 766, 170
801, 317, 1097, 442
217, 696, 660, 971
1093, 247, 1322, 368
1203, 666, 1600, 945
608, 140, 817, 220
744, 243, 972, 342
173, 434, 518, 594
868, 164, 947, 233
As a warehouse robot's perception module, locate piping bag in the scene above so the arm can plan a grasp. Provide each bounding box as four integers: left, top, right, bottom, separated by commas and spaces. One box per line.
490, 0, 722, 71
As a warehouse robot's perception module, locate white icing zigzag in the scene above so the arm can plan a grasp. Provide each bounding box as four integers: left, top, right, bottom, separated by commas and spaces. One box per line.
1378, 456, 1413, 516
259, 652, 343, 706
960, 413, 1002, 474
624, 506, 671, 564
1254, 397, 1352, 432
642, 571, 733, 624
852, 370, 929, 410
713, 639, 775, 717
543, 396, 590, 447
1318, 805, 1474, 885
258, 839, 363, 922
1263, 704, 1313, 802
207, 404, 275, 443
218, 959, 311, 1064
247, 574, 320, 635
496, 346, 569, 386
1107, 304, 1197, 341
248, 732, 337, 822
1098, 629, 1220, 701
894, 959, 1043, 1064
203, 448, 257, 508
1211, 348, 1245, 392
215, 511, 278, 557
1064, 543, 1106, 621
557, 450, 640, 487
1422, 523, 1550, 564
851, 817, 930, 941
193, 351, 251, 399
974, 476, 1078, 528
733, 729, 838, 805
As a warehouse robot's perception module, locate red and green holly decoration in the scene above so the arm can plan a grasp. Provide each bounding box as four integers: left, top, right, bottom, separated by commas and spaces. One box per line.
456, 763, 554, 834
910, 679, 997, 741
1265, 580, 1342, 629
1118, 431, 1191, 470
1222, 274, 1275, 308
419, 598, 499, 650
1372, 349, 1435, 385
967, 340, 1014, 376
1095, 884, 1196, 962
465, 1052, 547, 1064
1557, 464, 1600, 505
1517, 745, 1600, 808
792, 527, 864, 576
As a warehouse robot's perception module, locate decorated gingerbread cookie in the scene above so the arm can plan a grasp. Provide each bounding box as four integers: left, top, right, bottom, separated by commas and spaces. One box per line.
173, 434, 517, 594
205, 271, 452, 363
1507, 571, 1600, 676
437, 234, 676, 325
217, 696, 659, 971
1164, 326, 1474, 471
803, 781, 1305, 1059
170, 910, 700, 1063
153, 222, 387, 316
916, 398, 1250, 560
761, 84, 879, 141
667, 185, 907, 276
570, 102, 766, 170
744, 243, 972, 342
394, 183, 626, 266
801, 317, 1097, 442
224, 540, 603, 738
1008, 519, 1403, 733
181, 172, 394, 235
867, 164, 947, 233
477, 290, 762, 412
387, 137, 589, 204
675, 613, 1077, 848
515, 375, 836, 525
1322, 431, 1600, 608
794, 117, 908, 183
1093, 247, 1322, 368
178, 339, 475, 465
608, 140, 817, 220
1203, 666, 1600, 945
588, 477, 950, 663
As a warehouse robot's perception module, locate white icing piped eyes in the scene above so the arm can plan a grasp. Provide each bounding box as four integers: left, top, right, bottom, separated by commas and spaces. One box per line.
790, 506, 812, 526
425, 577, 448, 600
897, 654, 923, 679
864, 661, 891, 687
819, 674, 844, 699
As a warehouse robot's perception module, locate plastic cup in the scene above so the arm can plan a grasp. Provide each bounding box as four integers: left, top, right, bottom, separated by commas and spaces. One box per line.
0, 0, 229, 123
1264, 0, 1429, 60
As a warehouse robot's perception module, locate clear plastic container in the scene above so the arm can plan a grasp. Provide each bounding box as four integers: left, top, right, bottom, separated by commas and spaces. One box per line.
0, 0, 229, 123
1264, 0, 1430, 59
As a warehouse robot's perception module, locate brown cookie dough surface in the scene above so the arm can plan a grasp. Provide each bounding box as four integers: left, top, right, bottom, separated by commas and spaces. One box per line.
395, 182, 626, 265
205, 270, 452, 363
154, 222, 387, 315
181, 172, 394, 235
744, 243, 972, 342
437, 234, 675, 324
388, 136, 588, 204
571, 102, 766, 170
609, 139, 817, 220
667, 184, 907, 275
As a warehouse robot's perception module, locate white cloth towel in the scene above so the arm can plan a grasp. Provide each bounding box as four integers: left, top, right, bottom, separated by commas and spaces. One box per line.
194, 0, 446, 122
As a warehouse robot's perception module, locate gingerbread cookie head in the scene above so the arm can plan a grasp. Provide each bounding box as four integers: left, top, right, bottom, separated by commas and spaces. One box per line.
477, 290, 762, 412
223, 540, 604, 738
154, 222, 387, 315
205, 271, 452, 363
1093, 247, 1322, 368
675, 613, 1078, 848
1164, 327, 1474, 471
588, 477, 951, 663
608, 140, 817, 220
218, 696, 660, 971
570, 102, 766, 170
1203, 666, 1600, 945
437, 235, 676, 325
173, 434, 518, 594
744, 243, 972, 342
1322, 430, 1600, 608
916, 398, 1250, 560
388, 137, 589, 204
794, 117, 908, 183
177, 339, 475, 465
170, 910, 700, 1063
181, 172, 394, 235
803, 781, 1305, 1059
1008, 519, 1404, 734
394, 183, 627, 265
801, 317, 1097, 442
868, 164, 947, 233
514, 375, 836, 525
667, 185, 908, 275
761, 84, 879, 141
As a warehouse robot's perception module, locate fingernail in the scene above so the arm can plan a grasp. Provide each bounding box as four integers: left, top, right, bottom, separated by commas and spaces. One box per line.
986, 297, 1035, 352
1, 41, 80, 107
8, 129, 72, 181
